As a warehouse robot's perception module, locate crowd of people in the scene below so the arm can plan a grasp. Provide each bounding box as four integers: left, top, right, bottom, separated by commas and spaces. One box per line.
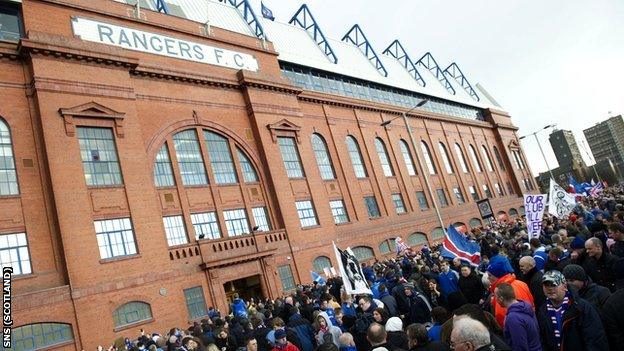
106, 184, 624, 351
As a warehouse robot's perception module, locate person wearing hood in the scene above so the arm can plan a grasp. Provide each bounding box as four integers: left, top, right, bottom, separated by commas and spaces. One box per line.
487, 255, 534, 327
231, 293, 249, 319
494, 283, 541, 351
562, 264, 611, 312
458, 265, 485, 305
384, 317, 408, 351
314, 311, 342, 347
601, 258, 624, 351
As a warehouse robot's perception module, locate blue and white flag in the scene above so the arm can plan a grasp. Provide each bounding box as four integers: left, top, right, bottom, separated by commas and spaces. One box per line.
439, 225, 481, 266
310, 270, 326, 285
261, 2, 275, 21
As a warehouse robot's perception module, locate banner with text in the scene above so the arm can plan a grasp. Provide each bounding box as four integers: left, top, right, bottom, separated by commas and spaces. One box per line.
524, 194, 546, 238
548, 179, 577, 219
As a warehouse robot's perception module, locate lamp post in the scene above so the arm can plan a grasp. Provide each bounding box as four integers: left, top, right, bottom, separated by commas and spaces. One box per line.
381, 100, 446, 232
519, 124, 556, 180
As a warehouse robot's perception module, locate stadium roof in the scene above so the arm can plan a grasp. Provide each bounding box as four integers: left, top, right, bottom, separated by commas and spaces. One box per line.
114, 0, 503, 111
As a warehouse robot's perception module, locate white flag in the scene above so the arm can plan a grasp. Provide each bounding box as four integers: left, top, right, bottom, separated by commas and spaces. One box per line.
524, 194, 547, 238
548, 179, 576, 219
333, 242, 372, 295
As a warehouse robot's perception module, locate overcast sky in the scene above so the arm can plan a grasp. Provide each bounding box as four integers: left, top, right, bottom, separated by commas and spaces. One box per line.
247, 0, 624, 177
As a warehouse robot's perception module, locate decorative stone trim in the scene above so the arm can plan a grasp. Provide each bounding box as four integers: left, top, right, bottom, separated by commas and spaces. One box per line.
267, 119, 302, 143
58, 101, 125, 137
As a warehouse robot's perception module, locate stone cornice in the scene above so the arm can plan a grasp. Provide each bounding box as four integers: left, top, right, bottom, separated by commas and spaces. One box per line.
0, 41, 20, 61
131, 64, 240, 89
237, 70, 302, 95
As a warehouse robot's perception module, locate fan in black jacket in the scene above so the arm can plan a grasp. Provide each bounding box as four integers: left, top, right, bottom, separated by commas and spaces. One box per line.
458, 265, 484, 305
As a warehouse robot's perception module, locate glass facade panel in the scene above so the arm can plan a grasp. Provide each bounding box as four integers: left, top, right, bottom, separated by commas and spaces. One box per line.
162, 215, 189, 246
399, 140, 416, 176
223, 209, 250, 236
0, 232, 31, 275
204, 131, 237, 184
0, 120, 18, 195
77, 127, 123, 186
346, 136, 367, 178
153, 143, 175, 187
375, 138, 394, 177
94, 218, 138, 259
295, 200, 318, 227
278, 137, 304, 178
311, 134, 335, 180
172, 130, 208, 186
329, 199, 349, 224
191, 212, 221, 240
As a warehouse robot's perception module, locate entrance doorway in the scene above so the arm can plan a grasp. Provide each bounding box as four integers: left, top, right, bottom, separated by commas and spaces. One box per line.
224, 275, 264, 304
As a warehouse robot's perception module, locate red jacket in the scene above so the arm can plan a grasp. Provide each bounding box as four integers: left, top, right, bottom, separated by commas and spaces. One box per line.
272, 342, 300, 351
490, 273, 535, 327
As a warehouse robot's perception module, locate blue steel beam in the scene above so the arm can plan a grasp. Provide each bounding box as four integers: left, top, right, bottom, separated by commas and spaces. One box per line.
342, 24, 387, 77
227, 0, 267, 40
155, 0, 170, 13
416, 52, 455, 95
383, 39, 425, 87
444, 62, 480, 101
289, 4, 338, 64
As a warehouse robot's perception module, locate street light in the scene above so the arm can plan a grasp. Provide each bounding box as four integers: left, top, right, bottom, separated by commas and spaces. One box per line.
519, 124, 556, 180
380, 100, 446, 232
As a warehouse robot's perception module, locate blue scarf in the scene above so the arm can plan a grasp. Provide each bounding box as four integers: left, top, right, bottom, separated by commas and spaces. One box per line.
546, 292, 570, 349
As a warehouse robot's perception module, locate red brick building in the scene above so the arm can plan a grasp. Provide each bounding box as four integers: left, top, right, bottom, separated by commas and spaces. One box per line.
0, 0, 537, 350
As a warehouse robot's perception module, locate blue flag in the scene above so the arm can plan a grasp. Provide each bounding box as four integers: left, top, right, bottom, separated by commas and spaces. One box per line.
311, 271, 326, 285
261, 2, 275, 21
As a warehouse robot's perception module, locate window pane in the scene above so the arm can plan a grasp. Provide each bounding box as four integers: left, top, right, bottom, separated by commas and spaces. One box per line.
223, 209, 250, 236
495, 183, 504, 196
295, 200, 318, 228
481, 145, 494, 172
77, 127, 123, 186
173, 130, 208, 186
0, 120, 18, 195
313, 256, 331, 273
329, 199, 349, 224
184, 286, 208, 319
191, 212, 221, 240
416, 191, 429, 210
204, 131, 237, 184
375, 138, 394, 177
153, 143, 175, 187
399, 140, 416, 176
453, 187, 465, 204
252, 207, 271, 231
438, 142, 454, 174
482, 184, 492, 198
311, 134, 335, 180
469, 186, 479, 201
11, 324, 74, 351
352, 246, 374, 261
278, 265, 296, 291
469, 145, 482, 172
493, 146, 505, 170
278, 137, 304, 178
436, 189, 448, 207
162, 215, 189, 246
113, 301, 152, 327
346, 136, 367, 178
0, 232, 31, 275
408, 232, 428, 246
420, 141, 437, 174
454, 143, 469, 173
237, 148, 258, 182
94, 218, 137, 259
392, 193, 406, 214
364, 196, 381, 218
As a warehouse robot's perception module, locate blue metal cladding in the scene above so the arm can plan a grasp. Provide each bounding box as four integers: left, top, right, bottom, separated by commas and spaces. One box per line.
227, 0, 267, 39
416, 52, 456, 95
342, 24, 387, 77
444, 62, 480, 102
155, 0, 170, 13
383, 40, 425, 87
289, 4, 338, 64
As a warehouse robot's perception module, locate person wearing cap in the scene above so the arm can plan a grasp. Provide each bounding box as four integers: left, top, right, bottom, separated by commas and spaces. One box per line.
536, 270, 609, 351
608, 222, 624, 258
403, 282, 432, 325
487, 254, 534, 327
584, 237, 619, 292
271, 329, 299, 351
562, 264, 611, 312
601, 258, 624, 351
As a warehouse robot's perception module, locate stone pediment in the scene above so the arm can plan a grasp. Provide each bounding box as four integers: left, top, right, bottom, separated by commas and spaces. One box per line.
59, 101, 125, 137
508, 139, 520, 150
267, 119, 301, 143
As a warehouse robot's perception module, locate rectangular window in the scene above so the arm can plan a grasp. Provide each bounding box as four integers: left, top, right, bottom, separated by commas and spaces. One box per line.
0, 2, 23, 42
252, 207, 271, 231
483, 184, 492, 198
295, 200, 318, 228
416, 191, 429, 210
364, 196, 381, 218
453, 187, 465, 204
506, 181, 514, 195
436, 189, 449, 207
77, 127, 123, 186
495, 183, 504, 196
184, 286, 208, 319
173, 130, 208, 186
94, 218, 137, 260
162, 215, 189, 246
469, 186, 479, 201
278, 264, 296, 291
329, 200, 349, 224
191, 212, 221, 240
392, 193, 406, 214
0, 232, 31, 275
204, 131, 237, 184
278, 137, 304, 178
223, 209, 250, 236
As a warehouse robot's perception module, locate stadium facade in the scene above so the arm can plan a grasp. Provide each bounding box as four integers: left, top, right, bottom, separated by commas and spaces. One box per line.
0, 0, 536, 349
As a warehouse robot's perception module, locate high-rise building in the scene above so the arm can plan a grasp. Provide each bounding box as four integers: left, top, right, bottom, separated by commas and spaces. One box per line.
583, 115, 624, 180
549, 129, 585, 168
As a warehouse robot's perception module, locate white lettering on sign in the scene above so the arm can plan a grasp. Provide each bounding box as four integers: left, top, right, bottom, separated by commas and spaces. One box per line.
71, 17, 259, 72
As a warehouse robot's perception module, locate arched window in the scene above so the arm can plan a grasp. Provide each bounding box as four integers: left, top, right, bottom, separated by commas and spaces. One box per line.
311, 134, 336, 180
468, 144, 482, 172
454, 143, 469, 173
351, 246, 374, 261
420, 141, 437, 174
313, 256, 331, 273
237, 148, 258, 182
469, 218, 482, 228
113, 301, 153, 328
493, 146, 505, 170
0, 119, 19, 195
509, 208, 518, 217
408, 232, 428, 246
172, 130, 208, 185
204, 131, 237, 184
438, 142, 454, 174
11, 323, 74, 351
399, 140, 416, 176
154, 143, 175, 187
375, 138, 394, 177
430, 227, 445, 241
379, 239, 397, 255
481, 145, 494, 172
346, 136, 367, 178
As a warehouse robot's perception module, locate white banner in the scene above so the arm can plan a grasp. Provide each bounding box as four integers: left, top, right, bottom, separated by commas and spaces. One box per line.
548, 179, 577, 219
524, 194, 546, 238
71, 17, 259, 71
333, 242, 372, 296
